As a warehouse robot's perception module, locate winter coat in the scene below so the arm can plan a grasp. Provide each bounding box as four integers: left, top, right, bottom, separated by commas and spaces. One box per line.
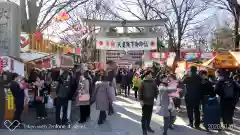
76, 78, 90, 106
132, 76, 141, 89
138, 78, 158, 105
156, 86, 176, 117
182, 74, 202, 106
92, 81, 113, 111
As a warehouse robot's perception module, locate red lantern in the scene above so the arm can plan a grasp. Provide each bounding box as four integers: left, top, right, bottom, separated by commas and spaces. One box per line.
197, 52, 201, 58
60, 12, 69, 20
164, 52, 169, 59
35, 32, 42, 41
180, 52, 185, 59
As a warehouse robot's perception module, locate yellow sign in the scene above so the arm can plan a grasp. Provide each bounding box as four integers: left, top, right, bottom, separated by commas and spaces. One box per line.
7, 89, 14, 110
213, 53, 235, 68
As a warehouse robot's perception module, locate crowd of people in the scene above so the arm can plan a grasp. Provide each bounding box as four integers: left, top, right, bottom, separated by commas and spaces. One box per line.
4, 61, 240, 135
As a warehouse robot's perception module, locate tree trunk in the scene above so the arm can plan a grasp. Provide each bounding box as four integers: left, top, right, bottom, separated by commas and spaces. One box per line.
21, 0, 41, 33
168, 35, 174, 51
234, 18, 240, 51
176, 41, 181, 60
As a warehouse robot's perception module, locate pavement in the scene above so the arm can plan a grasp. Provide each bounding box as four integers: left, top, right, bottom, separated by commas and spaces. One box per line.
0, 94, 240, 135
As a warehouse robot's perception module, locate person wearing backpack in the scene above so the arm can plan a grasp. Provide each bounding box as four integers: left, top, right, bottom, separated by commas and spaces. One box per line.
215, 70, 239, 129
138, 70, 158, 135
55, 70, 72, 125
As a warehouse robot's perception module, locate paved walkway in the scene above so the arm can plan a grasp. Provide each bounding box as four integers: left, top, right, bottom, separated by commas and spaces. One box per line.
0, 96, 238, 135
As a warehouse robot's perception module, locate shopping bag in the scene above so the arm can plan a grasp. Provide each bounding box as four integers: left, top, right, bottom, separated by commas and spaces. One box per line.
45, 96, 54, 109
78, 94, 90, 102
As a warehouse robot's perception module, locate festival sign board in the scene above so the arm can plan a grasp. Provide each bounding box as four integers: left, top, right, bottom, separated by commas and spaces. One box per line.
20, 32, 30, 52
96, 37, 157, 50
213, 52, 236, 68
0, 2, 21, 58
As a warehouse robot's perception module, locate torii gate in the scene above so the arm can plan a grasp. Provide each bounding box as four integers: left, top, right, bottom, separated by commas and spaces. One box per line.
81, 19, 167, 67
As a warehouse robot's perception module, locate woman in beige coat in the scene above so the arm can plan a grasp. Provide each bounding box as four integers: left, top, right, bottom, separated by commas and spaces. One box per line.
92, 73, 113, 125
77, 73, 90, 123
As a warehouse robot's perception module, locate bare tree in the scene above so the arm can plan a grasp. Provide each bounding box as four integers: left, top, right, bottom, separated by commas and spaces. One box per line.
185, 17, 218, 51
115, 0, 159, 20
150, 0, 210, 58
186, 25, 209, 47
51, 0, 118, 61
211, 24, 234, 51
20, 0, 89, 33
207, 0, 240, 50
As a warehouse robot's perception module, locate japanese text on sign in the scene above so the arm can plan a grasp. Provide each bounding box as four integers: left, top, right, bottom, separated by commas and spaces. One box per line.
117, 41, 149, 48
0, 7, 10, 56
7, 89, 14, 110
96, 38, 157, 50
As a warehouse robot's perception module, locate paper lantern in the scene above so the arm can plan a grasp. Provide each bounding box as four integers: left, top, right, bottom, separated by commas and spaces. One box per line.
60, 12, 69, 21
55, 12, 69, 21
35, 32, 42, 41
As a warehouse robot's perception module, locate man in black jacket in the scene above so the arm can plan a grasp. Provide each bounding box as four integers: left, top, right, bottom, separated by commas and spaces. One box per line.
10, 73, 25, 124
55, 70, 73, 125
183, 66, 202, 129
139, 70, 158, 135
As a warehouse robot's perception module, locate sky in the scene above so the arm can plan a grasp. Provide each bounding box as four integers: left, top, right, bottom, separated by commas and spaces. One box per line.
43, 0, 232, 45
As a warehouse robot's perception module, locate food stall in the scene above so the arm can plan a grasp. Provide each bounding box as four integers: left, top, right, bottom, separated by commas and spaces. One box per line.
175, 60, 215, 78
0, 56, 25, 120
202, 51, 240, 69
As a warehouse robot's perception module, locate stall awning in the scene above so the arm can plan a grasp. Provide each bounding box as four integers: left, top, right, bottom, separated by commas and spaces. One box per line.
230, 52, 240, 64
202, 51, 240, 68
20, 52, 49, 62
